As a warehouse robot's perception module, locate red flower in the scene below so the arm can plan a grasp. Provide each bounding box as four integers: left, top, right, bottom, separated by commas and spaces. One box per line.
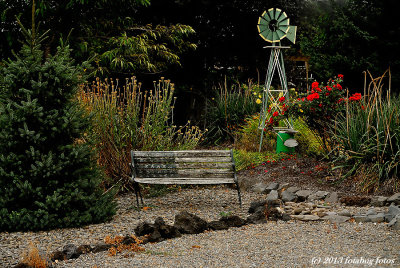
338, 74, 344, 79
272, 111, 279, 117
306, 92, 320, 101
311, 81, 319, 89
326, 86, 332, 91
315, 87, 322, 92
319, 103, 323, 107
325, 92, 330, 96
334, 84, 342, 90
278, 96, 285, 102
337, 98, 344, 103
349, 93, 362, 101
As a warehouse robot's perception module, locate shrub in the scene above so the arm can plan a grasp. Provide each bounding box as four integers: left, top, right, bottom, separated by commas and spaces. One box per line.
78, 77, 203, 190
203, 79, 261, 144
235, 115, 276, 152
0, 38, 116, 231
330, 70, 400, 192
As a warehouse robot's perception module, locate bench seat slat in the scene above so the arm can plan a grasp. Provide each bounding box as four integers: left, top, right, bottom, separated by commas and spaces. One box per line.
134, 156, 232, 163
136, 172, 234, 179
134, 177, 236, 184
133, 150, 231, 158
135, 162, 233, 169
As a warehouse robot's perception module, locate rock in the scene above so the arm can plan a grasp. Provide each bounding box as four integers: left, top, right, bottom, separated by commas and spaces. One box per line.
322, 215, 350, 223
338, 209, 352, 217
281, 213, 292, 221
308, 191, 329, 201
91, 243, 112, 253
266, 190, 279, 203
135, 221, 155, 236
62, 244, 79, 260
325, 192, 339, 204
248, 200, 267, 214
370, 196, 388, 207
251, 183, 268, 194
296, 190, 312, 201
264, 182, 279, 194
76, 245, 92, 255
247, 211, 267, 224
293, 207, 303, 215
278, 183, 290, 192
387, 193, 400, 205
326, 211, 338, 216
368, 213, 385, 223
135, 217, 181, 242
219, 215, 246, 228
286, 186, 300, 193
353, 215, 371, 223
208, 220, 229, 230
281, 190, 297, 202
291, 215, 320, 221
154, 218, 181, 239
340, 196, 371, 206
174, 211, 208, 234
385, 204, 400, 222
388, 214, 400, 230
247, 203, 284, 223
366, 208, 377, 216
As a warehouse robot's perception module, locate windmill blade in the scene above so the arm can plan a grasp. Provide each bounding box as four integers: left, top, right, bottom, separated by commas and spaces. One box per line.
267, 8, 275, 21
275, 8, 284, 21
276, 29, 287, 39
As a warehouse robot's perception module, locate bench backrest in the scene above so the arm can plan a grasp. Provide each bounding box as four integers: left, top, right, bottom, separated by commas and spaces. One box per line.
131, 150, 237, 184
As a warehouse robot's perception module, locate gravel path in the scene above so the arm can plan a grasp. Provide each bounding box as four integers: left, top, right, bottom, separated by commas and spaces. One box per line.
1, 186, 399, 268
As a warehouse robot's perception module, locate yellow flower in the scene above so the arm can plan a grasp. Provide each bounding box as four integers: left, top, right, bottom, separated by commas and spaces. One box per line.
300, 109, 304, 113
258, 94, 262, 98
256, 98, 262, 104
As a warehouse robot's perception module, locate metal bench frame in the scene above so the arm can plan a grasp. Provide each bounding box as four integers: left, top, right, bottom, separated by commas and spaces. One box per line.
130, 149, 242, 207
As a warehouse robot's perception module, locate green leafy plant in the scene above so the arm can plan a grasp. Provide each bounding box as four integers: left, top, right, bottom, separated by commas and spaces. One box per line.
235, 115, 276, 152
204, 79, 261, 144
284, 75, 361, 152
330, 70, 399, 192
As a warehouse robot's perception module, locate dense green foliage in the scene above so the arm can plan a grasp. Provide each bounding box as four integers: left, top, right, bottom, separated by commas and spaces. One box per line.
0, 39, 116, 231
300, 0, 400, 90
0, 0, 196, 76
203, 80, 260, 144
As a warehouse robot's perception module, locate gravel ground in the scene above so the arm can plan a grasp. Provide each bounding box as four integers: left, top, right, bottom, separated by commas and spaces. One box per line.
1, 186, 399, 268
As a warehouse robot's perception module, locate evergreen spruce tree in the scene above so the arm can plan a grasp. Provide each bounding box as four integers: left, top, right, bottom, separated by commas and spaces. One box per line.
0, 28, 116, 231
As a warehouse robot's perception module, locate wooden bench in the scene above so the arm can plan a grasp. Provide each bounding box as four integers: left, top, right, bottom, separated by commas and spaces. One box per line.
130, 149, 242, 207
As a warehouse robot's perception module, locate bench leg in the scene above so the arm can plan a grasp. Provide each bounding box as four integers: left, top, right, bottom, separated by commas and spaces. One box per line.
235, 182, 242, 208
134, 182, 144, 207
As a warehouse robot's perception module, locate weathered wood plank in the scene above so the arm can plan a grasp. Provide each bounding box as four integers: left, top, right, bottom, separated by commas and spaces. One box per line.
135, 162, 233, 169
133, 150, 231, 158
134, 178, 235, 184
136, 170, 234, 178
134, 156, 232, 163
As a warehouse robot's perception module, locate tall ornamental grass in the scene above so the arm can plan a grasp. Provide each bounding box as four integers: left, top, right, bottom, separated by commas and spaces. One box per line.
204, 78, 261, 144
331, 70, 399, 192
78, 77, 203, 190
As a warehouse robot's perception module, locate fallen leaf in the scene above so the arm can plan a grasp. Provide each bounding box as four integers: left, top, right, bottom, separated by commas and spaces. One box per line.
192, 245, 201, 249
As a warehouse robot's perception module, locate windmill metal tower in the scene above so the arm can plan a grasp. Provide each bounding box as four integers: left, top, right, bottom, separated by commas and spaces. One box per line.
257, 8, 297, 151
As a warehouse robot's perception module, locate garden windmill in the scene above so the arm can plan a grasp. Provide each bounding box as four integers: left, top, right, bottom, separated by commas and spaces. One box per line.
257, 8, 297, 152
